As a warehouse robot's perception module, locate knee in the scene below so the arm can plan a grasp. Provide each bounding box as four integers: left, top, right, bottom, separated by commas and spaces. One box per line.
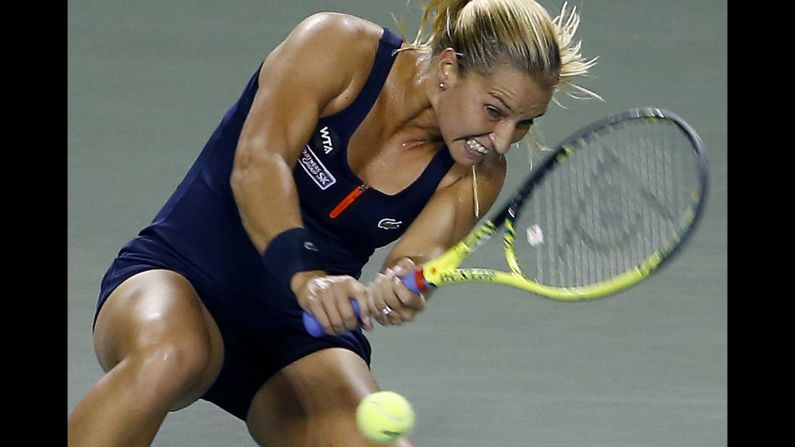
131, 338, 215, 398
245, 349, 384, 446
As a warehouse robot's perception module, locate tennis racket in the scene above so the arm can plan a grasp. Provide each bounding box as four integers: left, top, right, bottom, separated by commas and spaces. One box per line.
303, 107, 709, 336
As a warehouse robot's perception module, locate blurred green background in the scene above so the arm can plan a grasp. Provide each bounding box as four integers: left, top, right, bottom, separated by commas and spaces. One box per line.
68, 1, 727, 445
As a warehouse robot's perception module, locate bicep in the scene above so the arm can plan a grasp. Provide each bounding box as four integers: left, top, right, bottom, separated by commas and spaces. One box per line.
228, 14, 374, 251
234, 14, 359, 170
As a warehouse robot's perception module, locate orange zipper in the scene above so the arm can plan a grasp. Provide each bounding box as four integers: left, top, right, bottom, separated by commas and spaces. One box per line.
329, 184, 368, 219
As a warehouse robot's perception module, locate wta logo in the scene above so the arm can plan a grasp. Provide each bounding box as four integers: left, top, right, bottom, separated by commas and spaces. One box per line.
319, 126, 334, 154
311, 125, 339, 155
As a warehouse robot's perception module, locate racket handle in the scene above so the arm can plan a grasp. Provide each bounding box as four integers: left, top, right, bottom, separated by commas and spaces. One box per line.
302, 300, 361, 337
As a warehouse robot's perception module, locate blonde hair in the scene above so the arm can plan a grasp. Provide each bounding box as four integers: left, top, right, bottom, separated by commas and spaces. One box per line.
398, 0, 599, 101
395, 1, 599, 217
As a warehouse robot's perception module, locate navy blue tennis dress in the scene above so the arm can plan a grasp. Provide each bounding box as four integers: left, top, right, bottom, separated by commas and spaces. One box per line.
94, 27, 454, 420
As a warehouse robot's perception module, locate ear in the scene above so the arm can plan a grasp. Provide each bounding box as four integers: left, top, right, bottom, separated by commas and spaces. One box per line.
437, 47, 462, 87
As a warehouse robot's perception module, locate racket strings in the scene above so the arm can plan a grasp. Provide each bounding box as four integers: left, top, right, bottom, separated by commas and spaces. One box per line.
516, 118, 698, 288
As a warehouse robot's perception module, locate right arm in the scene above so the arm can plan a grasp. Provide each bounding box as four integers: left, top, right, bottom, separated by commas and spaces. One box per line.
229, 13, 378, 332
231, 13, 357, 254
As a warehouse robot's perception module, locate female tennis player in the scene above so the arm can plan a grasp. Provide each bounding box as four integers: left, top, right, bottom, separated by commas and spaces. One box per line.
68, 1, 597, 445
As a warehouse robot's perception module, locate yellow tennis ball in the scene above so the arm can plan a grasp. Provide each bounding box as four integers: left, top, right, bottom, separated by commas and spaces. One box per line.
356, 391, 415, 444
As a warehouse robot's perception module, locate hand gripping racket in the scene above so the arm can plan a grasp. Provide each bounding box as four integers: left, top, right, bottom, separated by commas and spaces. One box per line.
303, 107, 709, 336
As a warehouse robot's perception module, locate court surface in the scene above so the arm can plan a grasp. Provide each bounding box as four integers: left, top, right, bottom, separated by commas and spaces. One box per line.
68, 1, 727, 445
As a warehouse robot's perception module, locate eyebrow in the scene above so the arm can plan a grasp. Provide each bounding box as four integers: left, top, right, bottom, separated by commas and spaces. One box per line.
489, 92, 546, 120
489, 93, 515, 114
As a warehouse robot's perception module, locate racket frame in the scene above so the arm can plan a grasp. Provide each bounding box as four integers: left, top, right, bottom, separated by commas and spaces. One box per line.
416, 107, 709, 301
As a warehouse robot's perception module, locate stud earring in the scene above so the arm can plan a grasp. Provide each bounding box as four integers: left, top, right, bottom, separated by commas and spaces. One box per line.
439, 82, 446, 90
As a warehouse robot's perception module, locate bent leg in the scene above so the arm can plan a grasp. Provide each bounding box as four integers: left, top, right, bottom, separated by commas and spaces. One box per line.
246, 348, 415, 447
68, 270, 224, 447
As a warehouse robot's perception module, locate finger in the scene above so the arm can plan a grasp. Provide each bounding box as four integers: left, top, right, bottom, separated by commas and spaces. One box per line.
307, 298, 333, 335
384, 302, 408, 325
331, 287, 358, 332
382, 288, 411, 324
322, 291, 347, 335
395, 275, 427, 311
381, 272, 412, 321
390, 258, 416, 278
368, 274, 393, 326
353, 294, 373, 331
389, 260, 425, 312
341, 279, 367, 331
357, 284, 377, 331
304, 278, 334, 334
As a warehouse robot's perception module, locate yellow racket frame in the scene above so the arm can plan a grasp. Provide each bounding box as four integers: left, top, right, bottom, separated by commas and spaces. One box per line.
419, 197, 700, 302
412, 108, 708, 302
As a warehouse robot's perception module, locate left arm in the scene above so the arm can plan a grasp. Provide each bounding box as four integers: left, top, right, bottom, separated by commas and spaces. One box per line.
366, 157, 507, 326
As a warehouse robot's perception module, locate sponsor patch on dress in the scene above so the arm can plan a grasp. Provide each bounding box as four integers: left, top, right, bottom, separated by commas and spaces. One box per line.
298, 146, 336, 190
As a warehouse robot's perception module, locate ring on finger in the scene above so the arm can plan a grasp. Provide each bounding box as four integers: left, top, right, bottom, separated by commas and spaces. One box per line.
381, 305, 394, 316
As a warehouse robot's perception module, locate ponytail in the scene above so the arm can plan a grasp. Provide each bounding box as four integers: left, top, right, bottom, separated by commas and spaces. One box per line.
398, 0, 599, 99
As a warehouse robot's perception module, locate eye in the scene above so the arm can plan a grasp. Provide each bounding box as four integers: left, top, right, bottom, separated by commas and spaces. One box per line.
517, 119, 534, 129
485, 105, 502, 119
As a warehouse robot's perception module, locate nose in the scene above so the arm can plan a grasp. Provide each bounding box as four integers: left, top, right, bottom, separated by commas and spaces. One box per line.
488, 127, 513, 155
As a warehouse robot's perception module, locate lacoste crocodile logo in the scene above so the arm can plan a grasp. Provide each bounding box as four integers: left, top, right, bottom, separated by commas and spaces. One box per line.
377, 218, 403, 230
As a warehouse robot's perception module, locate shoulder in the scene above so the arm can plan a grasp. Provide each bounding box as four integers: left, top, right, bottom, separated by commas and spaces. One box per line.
292, 12, 383, 40
262, 13, 388, 114
282, 12, 384, 65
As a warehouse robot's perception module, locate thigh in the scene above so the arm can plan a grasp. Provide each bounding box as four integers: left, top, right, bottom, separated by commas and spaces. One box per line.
93, 269, 225, 409
246, 348, 414, 447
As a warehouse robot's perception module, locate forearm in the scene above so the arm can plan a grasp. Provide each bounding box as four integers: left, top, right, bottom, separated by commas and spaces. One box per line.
232, 153, 330, 298
382, 161, 506, 277
231, 150, 306, 254
381, 207, 459, 275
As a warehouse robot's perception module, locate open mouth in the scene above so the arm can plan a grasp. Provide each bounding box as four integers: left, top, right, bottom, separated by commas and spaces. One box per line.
466, 138, 490, 155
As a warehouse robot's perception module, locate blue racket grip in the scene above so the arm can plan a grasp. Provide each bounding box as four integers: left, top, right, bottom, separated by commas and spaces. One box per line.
302, 300, 361, 337
401, 269, 431, 295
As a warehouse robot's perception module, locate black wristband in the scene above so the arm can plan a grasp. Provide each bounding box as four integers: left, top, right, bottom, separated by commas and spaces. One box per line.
261, 227, 325, 295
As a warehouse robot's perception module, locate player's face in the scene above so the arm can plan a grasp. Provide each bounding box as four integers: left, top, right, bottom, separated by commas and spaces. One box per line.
437, 64, 554, 166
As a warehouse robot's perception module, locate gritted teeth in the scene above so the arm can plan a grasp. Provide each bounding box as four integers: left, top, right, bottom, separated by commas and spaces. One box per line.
466, 138, 490, 154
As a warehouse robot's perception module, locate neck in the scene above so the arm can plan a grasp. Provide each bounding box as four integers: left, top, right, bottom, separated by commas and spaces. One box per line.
380, 50, 442, 147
